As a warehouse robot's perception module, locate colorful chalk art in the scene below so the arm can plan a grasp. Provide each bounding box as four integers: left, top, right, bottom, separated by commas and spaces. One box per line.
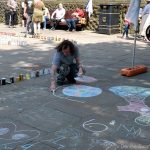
0, 122, 40, 149
62, 85, 102, 98
109, 86, 150, 126
74, 75, 98, 83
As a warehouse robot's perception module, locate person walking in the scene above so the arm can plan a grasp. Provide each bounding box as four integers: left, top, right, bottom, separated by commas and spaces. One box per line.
21, 0, 26, 27
24, 0, 34, 36
122, 19, 130, 39
7, 0, 18, 28
32, 0, 45, 35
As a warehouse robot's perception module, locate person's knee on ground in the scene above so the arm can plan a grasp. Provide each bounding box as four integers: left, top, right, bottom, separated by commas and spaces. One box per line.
56, 64, 70, 85
66, 64, 78, 84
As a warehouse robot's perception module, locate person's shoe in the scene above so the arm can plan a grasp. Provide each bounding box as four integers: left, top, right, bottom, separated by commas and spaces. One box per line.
24, 34, 27, 38
50, 27, 55, 30
125, 36, 129, 39
50, 81, 56, 92
72, 29, 76, 32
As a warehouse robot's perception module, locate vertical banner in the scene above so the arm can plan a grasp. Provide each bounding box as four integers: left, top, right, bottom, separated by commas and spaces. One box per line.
85, 0, 93, 18
125, 0, 141, 31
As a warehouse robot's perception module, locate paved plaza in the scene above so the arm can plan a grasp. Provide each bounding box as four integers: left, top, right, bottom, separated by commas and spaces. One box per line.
0, 24, 150, 150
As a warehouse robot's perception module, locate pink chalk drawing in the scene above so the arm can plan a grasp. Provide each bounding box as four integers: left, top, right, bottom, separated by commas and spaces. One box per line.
74, 75, 98, 83
109, 86, 150, 116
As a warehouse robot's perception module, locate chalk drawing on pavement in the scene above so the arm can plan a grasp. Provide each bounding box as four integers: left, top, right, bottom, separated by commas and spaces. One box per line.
88, 139, 117, 150
21, 127, 82, 150
135, 115, 150, 126
74, 75, 98, 83
62, 85, 102, 98
52, 85, 102, 103
117, 124, 141, 137
0, 122, 40, 148
109, 86, 150, 115
83, 119, 108, 133
0, 128, 9, 136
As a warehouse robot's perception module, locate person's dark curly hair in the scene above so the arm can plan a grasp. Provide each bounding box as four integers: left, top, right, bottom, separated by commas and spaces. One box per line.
55, 40, 77, 55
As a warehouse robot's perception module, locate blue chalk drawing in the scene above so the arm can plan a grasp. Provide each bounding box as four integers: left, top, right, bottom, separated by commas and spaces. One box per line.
0, 128, 9, 135
11, 134, 29, 140
109, 86, 150, 101
63, 85, 102, 98
0, 122, 40, 149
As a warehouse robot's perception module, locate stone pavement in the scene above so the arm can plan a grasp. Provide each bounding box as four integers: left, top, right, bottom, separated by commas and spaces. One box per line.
0, 23, 150, 150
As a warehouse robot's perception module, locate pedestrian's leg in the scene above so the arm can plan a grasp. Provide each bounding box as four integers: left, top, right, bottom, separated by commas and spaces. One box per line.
72, 19, 78, 31
30, 15, 34, 35
122, 26, 126, 37
50, 19, 55, 30
43, 16, 46, 29
9, 12, 12, 27
13, 11, 17, 27
124, 24, 128, 38
26, 15, 30, 33
37, 22, 41, 34
126, 25, 129, 38
66, 19, 71, 31
11, 11, 14, 26
54, 19, 60, 29
34, 22, 37, 35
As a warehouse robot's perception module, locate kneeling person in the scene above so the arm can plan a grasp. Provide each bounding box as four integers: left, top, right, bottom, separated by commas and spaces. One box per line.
50, 40, 84, 92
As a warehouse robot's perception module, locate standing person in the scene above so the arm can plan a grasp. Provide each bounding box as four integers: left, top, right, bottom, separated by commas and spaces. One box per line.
21, 0, 26, 27
122, 19, 130, 39
50, 40, 84, 92
32, 0, 45, 35
50, 3, 66, 30
24, 0, 34, 36
66, 8, 84, 32
43, 7, 50, 30
140, 0, 150, 40
7, 0, 18, 28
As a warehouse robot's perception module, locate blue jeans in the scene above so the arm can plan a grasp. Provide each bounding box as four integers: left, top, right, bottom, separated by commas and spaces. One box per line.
122, 24, 129, 37
66, 18, 79, 30
43, 16, 49, 29
9, 11, 17, 26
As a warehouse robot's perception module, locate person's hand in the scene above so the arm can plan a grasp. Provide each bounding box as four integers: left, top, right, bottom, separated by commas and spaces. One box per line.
78, 67, 84, 77
24, 13, 27, 18
50, 80, 56, 92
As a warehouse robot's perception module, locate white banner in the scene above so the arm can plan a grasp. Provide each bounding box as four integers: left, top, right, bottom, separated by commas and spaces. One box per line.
85, 0, 93, 18
125, 0, 141, 31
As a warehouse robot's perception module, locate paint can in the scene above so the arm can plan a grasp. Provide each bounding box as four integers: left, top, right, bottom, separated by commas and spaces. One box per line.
36, 70, 39, 77
39, 69, 44, 76
16, 77, 20, 82
43, 68, 49, 75
25, 73, 30, 80
19, 74, 24, 81
10, 77, 14, 83
1, 78, 6, 85
30, 71, 36, 78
